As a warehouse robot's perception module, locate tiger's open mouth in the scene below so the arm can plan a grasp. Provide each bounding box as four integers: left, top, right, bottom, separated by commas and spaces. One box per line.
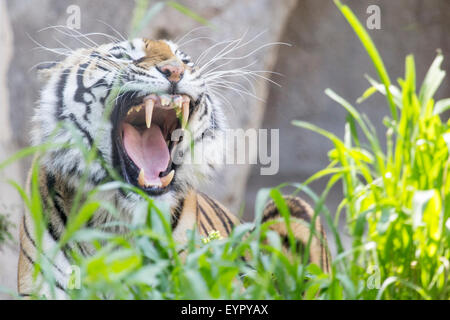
113, 92, 193, 195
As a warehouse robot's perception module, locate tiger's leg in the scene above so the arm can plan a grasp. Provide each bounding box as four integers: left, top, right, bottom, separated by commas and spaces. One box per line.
171, 191, 241, 244
261, 196, 331, 273
18, 169, 72, 299
18, 213, 71, 299
176, 192, 330, 273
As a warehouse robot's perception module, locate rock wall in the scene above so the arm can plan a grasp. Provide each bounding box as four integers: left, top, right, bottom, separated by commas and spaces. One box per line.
0, 0, 23, 299
1, 0, 449, 297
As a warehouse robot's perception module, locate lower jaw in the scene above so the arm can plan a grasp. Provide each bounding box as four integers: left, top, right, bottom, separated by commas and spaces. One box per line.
112, 136, 175, 196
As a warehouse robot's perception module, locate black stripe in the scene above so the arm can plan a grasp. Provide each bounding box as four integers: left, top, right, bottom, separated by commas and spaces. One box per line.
109, 45, 126, 52
194, 127, 215, 144
203, 194, 234, 234
23, 216, 67, 275
20, 245, 66, 294
55, 68, 71, 120
23, 216, 37, 249
54, 280, 67, 292
68, 113, 94, 146
194, 93, 205, 111
46, 220, 61, 243
46, 173, 67, 225
74, 63, 93, 122
210, 109, 219, 130
19, 293, 32, 297
289, 198, 312, 223
201, 194, 233, 235
37, 62, 57, 70
90, 51, 116, 64
261, 203, 279, 223
97, 64, 110, 72
198, 204, 216, 231
76, 242, 89, 257
52, 195, 67, 225
198, 102, 209, 122
195, 194, 200, 229
281, 235, 310, 264
200, 221, 208, 235
133, 67, 157, 78
262, 198, 311, 224
171, 196, 185, 230
195, 194, 208, 235
19, 245, 69, 292
321, 224, 329, 271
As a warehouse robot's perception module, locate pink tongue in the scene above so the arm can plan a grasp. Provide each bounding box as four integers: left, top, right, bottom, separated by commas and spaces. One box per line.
122, 123, 170, 185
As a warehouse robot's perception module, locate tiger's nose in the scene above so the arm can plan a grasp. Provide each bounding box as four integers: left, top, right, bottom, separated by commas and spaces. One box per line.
157, 61, 184, 83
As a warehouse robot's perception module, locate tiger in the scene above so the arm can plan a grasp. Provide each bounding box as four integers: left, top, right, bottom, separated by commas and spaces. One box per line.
18, 38, 330, 299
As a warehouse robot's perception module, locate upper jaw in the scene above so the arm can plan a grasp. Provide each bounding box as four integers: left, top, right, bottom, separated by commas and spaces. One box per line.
125, 93, 190, 130
112, 90, 197, 196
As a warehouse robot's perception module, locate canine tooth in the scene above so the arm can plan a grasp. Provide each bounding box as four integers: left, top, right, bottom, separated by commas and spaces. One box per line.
174, 96, 183, 109
160, 170, 174, 187
181, 101, 189, 128
137, 168, 146, 188
145, 99, 154, 128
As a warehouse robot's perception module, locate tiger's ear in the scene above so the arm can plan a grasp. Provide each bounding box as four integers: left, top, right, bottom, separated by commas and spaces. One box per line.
36, 62, 60, 82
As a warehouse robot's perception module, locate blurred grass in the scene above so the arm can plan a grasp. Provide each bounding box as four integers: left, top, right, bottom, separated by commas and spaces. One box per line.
0, 0, 448, 300
129, 0, 212, 39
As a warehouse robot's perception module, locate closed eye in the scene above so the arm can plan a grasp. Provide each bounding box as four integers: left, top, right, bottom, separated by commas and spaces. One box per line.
111, 52, 132, 60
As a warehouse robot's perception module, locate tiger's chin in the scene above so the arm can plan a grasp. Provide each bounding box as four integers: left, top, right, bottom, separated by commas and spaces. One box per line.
112, 90, 196, 197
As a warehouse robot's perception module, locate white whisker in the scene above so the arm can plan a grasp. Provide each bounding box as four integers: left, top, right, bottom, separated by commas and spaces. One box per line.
175, 26, 211, 46
96, 20, 127, 41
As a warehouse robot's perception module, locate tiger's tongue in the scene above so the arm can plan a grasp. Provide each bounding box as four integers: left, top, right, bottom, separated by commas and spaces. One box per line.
122, 123, 170, 185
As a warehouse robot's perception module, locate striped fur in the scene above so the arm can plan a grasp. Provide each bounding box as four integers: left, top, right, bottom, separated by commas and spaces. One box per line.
18, 37, 330, 299
18, 168, 329, 298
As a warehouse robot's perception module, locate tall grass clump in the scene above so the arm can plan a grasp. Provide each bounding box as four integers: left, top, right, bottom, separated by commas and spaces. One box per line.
294, 0, 450, 299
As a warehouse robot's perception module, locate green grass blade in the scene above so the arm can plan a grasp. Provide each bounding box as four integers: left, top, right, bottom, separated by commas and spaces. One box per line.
419, 53, 446, 112
334, 0, 397, 120
167, 1, 213, 28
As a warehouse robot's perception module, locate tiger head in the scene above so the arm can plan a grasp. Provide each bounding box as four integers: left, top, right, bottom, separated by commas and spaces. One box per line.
33, 38, 225, 211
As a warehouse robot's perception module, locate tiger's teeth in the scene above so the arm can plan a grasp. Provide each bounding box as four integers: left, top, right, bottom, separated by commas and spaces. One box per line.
161, 95, 171, 106
145, 99, 154, 129
174, 96, 183, 109
145, 181, 162, 188
137, 168, 146, 188
160, 170, 174, 188
127, 104, 143, 115
181, 101, 189, 129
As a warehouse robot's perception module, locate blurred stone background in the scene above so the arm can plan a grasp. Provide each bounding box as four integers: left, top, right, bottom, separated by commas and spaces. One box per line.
0, 0, 449, 298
